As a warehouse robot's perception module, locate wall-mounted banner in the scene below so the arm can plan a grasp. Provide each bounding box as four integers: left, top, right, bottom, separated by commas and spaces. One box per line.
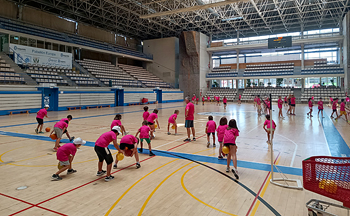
9, 44, 72, 69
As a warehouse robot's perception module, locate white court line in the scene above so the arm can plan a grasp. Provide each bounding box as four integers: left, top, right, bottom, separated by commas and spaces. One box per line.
243, 122, 265, 134
276, 134, 298, 167
153, 136, 187, 149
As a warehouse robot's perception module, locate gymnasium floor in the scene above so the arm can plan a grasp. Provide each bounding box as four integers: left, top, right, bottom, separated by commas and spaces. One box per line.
0, 102, 349, 216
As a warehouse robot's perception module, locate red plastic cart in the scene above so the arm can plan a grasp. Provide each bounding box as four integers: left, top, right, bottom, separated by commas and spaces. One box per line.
303, 156, 350, 216
141, 98, 148, 104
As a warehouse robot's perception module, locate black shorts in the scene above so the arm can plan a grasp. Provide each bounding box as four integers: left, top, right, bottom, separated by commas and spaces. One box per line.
224, 143, 236, 147
207, 132, 215, 136
94, 145, 113, 165
185, 120, 194, 128
36, 118, 43, 125
120, 143, 135, 150
333, 109, 337, 112
284, 101, 287, 103
224, 103, 227, 105
291, 104, 295, 107
147, 121, 154, 126
63, 129, 67, 134
319, 109, 323, 111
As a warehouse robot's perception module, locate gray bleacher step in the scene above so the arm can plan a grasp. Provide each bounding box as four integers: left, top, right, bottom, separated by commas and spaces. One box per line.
58, 72, 77, 86
72, 61, 106, 87
117, 66, 146, 88
0, 52, 37, 85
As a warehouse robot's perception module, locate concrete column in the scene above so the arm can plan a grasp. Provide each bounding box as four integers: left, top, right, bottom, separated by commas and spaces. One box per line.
339, 42, 343, 65
235, 80, 238, 89
209, 54, 213, 70
301, 25, 304, 39
209, 34, 212, 48
237, 31, 240, 45
319, 77, 321, 85
236, 49, 239, 71
301, 78, 305, 92
244, 79, 247, 88
301, 44, 305, 69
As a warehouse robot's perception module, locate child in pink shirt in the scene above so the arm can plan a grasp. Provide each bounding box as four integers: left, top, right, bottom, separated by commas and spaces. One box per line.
238, 94, 241, 105
256, 96, 262, 115
318, 97, 324, 118
196, 97, 199, 105
205, 116, 217, 148
202, 96, 205, 106
216, 96, 220, 106
263, 115, 276, 144
207, 96, 210, 102
135, 121, 154, 156
278, 96, 283, 118
167, 110, 179, 135
50, 120, 68, 151
336, 99, 348, 122
307, 98, 313, 117
51, 137, 86, 181
111, 114, 127, 135
114, 134, 140, 169
223, 119, 239, 179
216, 117, 228, 159
223, 96, 228, 109
143, 106, 150, 121
147, 109, 160, 138
35, 105, 49, 134
331, 98, 338, 118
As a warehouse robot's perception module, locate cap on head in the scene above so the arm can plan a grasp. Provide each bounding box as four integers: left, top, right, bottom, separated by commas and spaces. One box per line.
73, 137, 86, 145
44, 105, 49, 108
112, 126, 121, 134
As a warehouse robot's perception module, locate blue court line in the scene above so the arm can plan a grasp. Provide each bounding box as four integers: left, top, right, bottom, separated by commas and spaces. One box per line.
321, 114, 350, 157
0, 130, 302, 176
0, 104, 184, 129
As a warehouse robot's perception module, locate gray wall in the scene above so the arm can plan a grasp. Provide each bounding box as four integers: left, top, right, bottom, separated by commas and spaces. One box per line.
143, 37, 179, 86
199, 33, 209, 96
343, 12, 350, 92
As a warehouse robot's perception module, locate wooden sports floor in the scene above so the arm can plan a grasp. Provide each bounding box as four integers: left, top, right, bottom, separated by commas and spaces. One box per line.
0, 102, 349, 216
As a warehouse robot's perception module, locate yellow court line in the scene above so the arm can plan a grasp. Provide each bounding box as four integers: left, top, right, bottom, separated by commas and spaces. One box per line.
105, 149, 213, 215
181, 165, 237, 216
0, 147, 24, 165
250, 156, 281, 216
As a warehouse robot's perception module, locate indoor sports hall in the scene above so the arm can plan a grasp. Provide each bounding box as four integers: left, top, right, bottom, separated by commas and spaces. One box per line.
0, 0, 350, 216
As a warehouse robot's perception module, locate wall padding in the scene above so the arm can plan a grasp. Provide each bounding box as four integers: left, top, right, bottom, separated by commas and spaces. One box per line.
59, 93, 114, 107
124, 92, 156, 104
0, 94, 41, 110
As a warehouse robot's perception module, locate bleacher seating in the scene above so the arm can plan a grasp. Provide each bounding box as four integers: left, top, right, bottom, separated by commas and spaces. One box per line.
243, 63, 294, 77
25, 66, 68, 85
241, 87, 293, 102
118, 64, 171, 88
0, 57, 25, 84
206, 88, 238, 101
66, 72, 99, 86
301, 62, 344, 75
76, 59, 141, 87
211, 66, 231, 73
300, 87, 346, 102
0, 17, 151, 60
207, 66, 238, 78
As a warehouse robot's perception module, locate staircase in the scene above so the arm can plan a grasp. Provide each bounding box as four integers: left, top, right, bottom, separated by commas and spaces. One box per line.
0, 52, 37, 85
72, 61, 106, 87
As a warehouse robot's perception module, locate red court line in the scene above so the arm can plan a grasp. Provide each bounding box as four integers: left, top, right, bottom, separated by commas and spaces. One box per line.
245, 152, 281, 216
0, 193, 67, 216
10, 135, 204, 215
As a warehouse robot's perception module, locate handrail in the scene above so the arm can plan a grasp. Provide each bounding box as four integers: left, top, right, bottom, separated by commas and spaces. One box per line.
8, 47, 27, 66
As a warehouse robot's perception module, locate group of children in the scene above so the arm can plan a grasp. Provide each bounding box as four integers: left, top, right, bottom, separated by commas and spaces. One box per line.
306, 97, 349, 122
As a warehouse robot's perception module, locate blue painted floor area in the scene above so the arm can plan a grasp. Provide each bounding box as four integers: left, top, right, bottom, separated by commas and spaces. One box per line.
0, 130, 302, 176
321, 115, 350, 157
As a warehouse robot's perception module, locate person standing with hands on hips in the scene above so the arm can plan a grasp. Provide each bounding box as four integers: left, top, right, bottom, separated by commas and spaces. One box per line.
184, 97, 196, 142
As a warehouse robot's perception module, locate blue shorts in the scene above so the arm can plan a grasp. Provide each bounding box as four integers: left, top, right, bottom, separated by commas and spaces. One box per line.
185, 120, 194, 128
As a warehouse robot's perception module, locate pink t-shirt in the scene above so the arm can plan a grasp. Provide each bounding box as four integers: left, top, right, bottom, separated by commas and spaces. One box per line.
308, 101, 313, 108
330, 97, 333, 102
110, 120, 122, 130
207, 96, 210, 101
168, 114, 177, 124
138, 125, 150, 139
54, 121, 68, 129
36, 108, 47, 119
223, 98, 227, 103
223, 128, 239, 144
185, 102, 194, 120
120, 134, 138, 145
196, 97, 199, 101
291, 97, 296, 105
332, 101, 337, 110
56, 143, 77, 162
206, 120, 216, 133
202, 97, 205, 101
284, 97, 287, 102
95, 131, 117, 148
318, 101, 323, 109
264, 120, 276, 129
60, 118, 70, 128
216, 125, 228, 142
254, 98, 257, 102
340, 102, 345, 111
217, 97, 220, 101
266, 101, 271, 109
278, 99, 283, 108
257, 98, 261, 105
192, 96, 196, 101
143, 111, 150, 121
147, 113, 158, 123
239, 95, 241, 99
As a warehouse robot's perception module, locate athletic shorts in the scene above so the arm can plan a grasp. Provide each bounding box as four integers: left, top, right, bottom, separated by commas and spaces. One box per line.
63, 129, 67, 134
94, 145, 113, 164
318, 109, 323, 111
224, 103, 227, 105
340, 111, 347, 115
267, 128, 275, 132
147, 121, 154, 126
291, 104, 295, 107
207, 132, 215, 136
120, 143, 135, 150
36, 118, 44, 125
53, 127, 63, 139
140, 138, 151, 144
333, 109, 337, 112
185, 120, 194, 128
224, 143, 236, 147
59, 160, 70, 166
284, 101, 287, 103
